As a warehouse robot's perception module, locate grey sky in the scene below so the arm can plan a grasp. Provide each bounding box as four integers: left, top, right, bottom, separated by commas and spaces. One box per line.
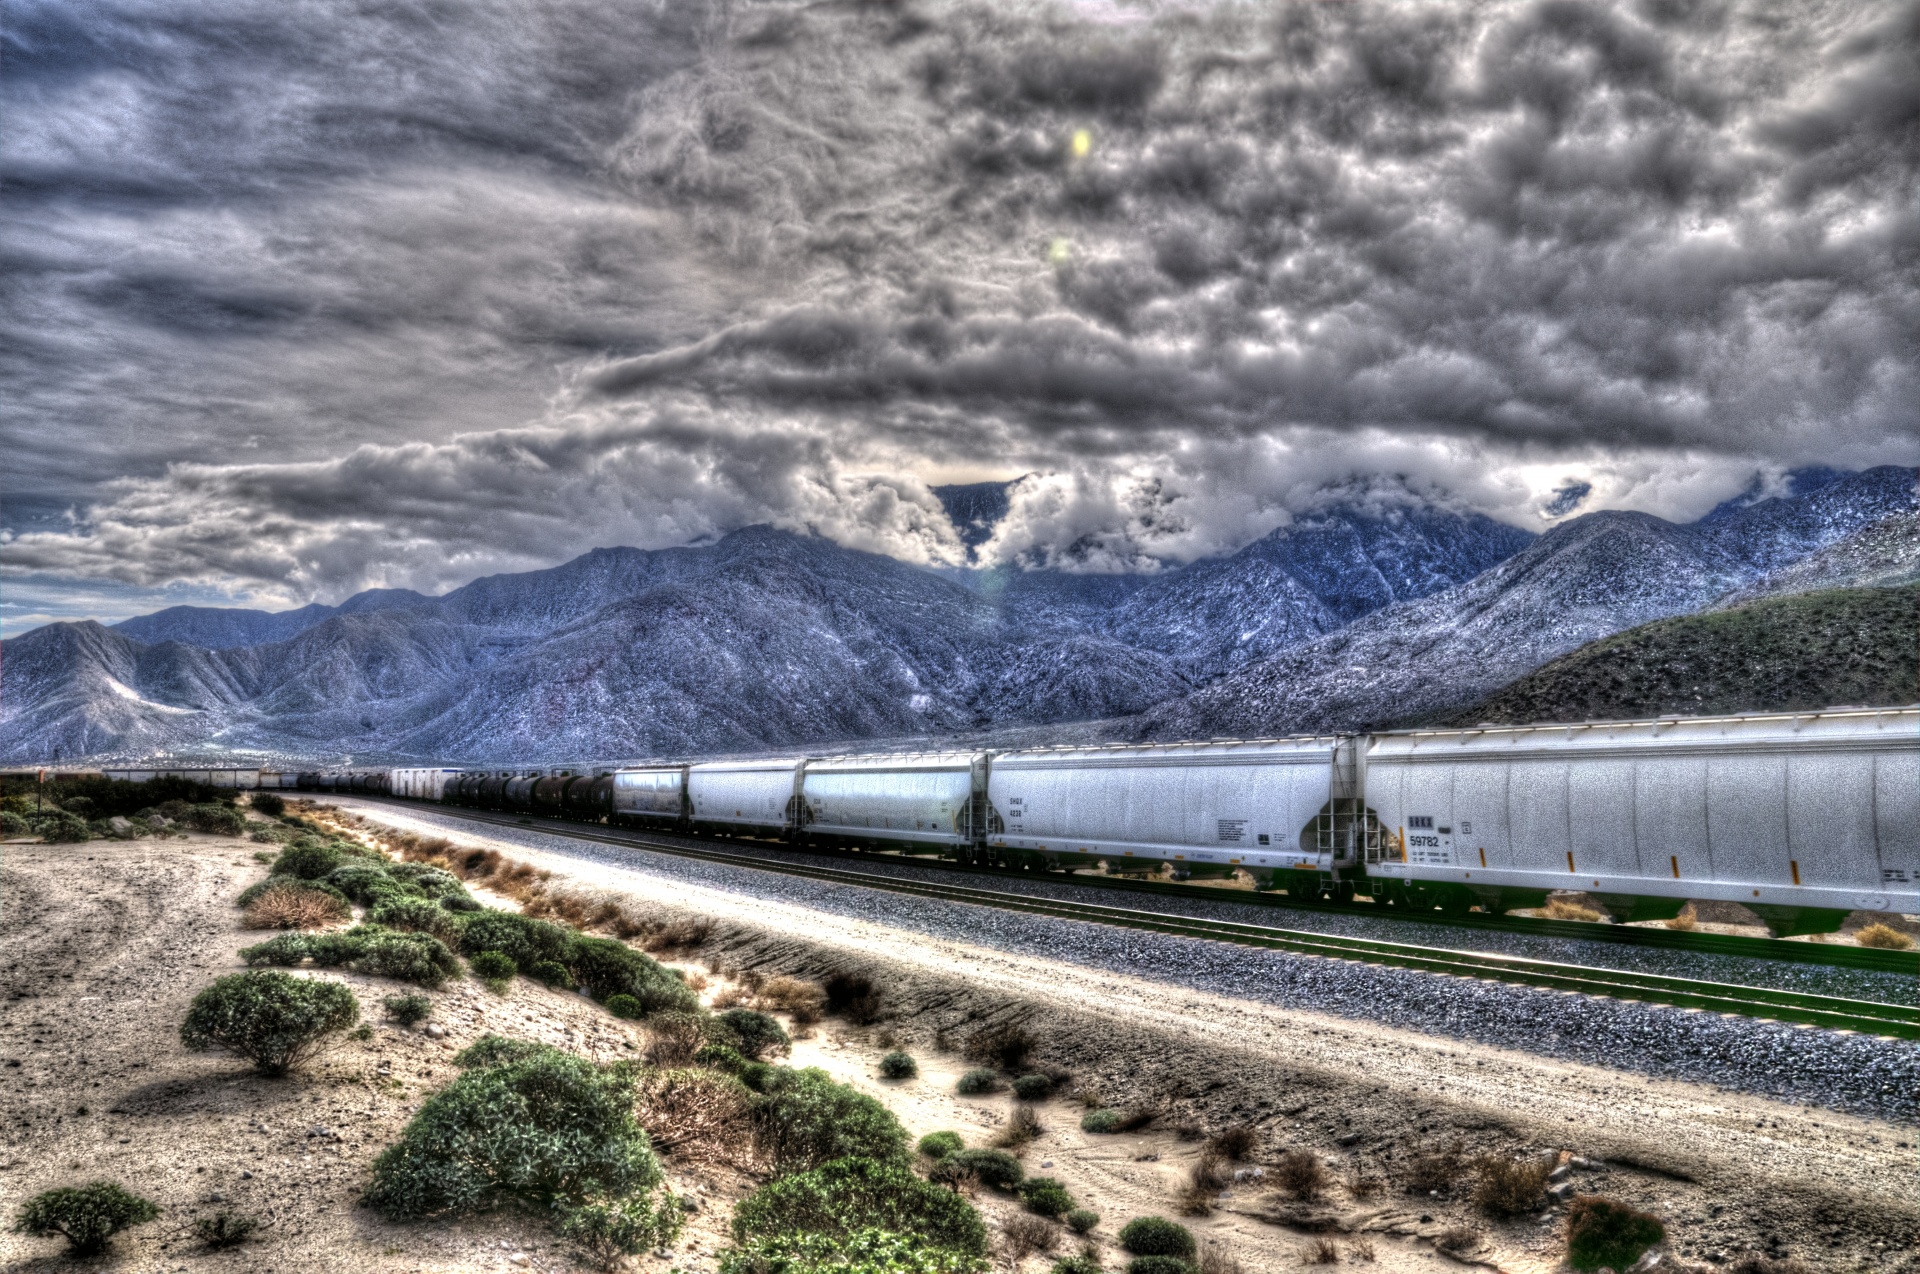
3, 0, 1916, 632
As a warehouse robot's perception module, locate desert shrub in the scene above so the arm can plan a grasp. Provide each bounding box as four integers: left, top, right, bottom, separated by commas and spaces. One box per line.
1012, 1073, 1053, 1101
368, 896, 465, 943
605, 993, 644, 1019
471, 950, 516, 990
242, 925, 460, 988
644, 1011, 709, 1067
1120, 1217, 1195, 1259
717, 1007, 791, 1059
1275, 1149, 1328, 1201
956, 1068, 1001, 1096
733, 1156, 988, 1256
634, 1068, 757, 1164
1205, 1125, 1258, 1161
756, 975, 828, 1022
917, 1131, 965, 1160
365, 1044, 665, 1219
962, 1023, 1034, 1071
251, 792, 286, 817
453, 1034, 549, 1069
1436, 1227, 1481, 1256
1404, 1141, 1466, 1194
460, 910, 574, 967
1127, 1258, 1195, 1274
756, 1068, 910, 1175
1020, 1177, 1074, 1218
1565, 1197, 1664, 1272
324, 861, 406, 906
558, 1195, 683, 1271
992, 1105, 1044, 1151
0, 810, 30, 837
179, 970, 358, 1075
244, 881, 351, 930
193, 1211, 258, 1249
274, 840, 344, 880
27, 810, 91, 842
441, 893, 483, 912
10, 1181, 160, 1255
1081, 1108, 1125, 1133
641, 917, 713, 952
1726, 1255, 1819, 1274
529, 959, 574, 989
1474, 1154, 1552, 1217
721, 1228, 988, 1274
1856, 922, 1915, 950
1064, 1208, 1099, 1235
824, 971, 886, 1024
237, 875, 350, 910
185, 803, 247, 835
948, 1148, 1023, 1191
384, 993, 433, 1026
570, 936, 700, 1017
1003, 1212, 1059, 1260
1052, 1256, 1102, 1274
880, 1051, 919, 1080
386, 860, 468, 899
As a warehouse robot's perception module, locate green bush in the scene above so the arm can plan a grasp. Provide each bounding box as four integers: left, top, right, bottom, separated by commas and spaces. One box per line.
1566, 1197, 1665, 1272
0, 810, 30, 837
694, 1041, 748, 1070
879, 1051, 918, 1080
441, 893, 484, 912
731, 1157, 987, 1256
236, 876, 351, 911
1052, 1257, 1102, 1274
1064, 1208, 1099, 1235
26, 810, 91, 843
386, 861, 468, 899
569, 937, 699, 1017
251, 792, 287, 818
274, 839, 344, 879
717, 1007, 791, 1059
955, 1068, 1000, 1096
605, 993, 644, 1020
384, 993, 433, 1026
721, 1228, 989, 1274
368, 896, 466, 943
916, 1131, 964, 1161
1019, 1178, 1074, 1218
185, 803, 247, 835
1012, 1073, 1054, 1101
460, 910, 576, 969
193, 1211, 258, 1249
240, 925, 461, 988
1119, 1217, 1194, 1259
471, 951, 516, 990
529, 960, 574, 989
454, 1034, 550, 1069
325, 861, 404, 905
1127, 1258, 1195, 1274
364, 1044, 664, 1219
10, 1181, 160, 1255
1081, 1109, 1125, 1134
180, 971, 359, 1075
756, 1068, 910, 1175
558, 1196, 683, 1271
947, 1148, 1022, 1192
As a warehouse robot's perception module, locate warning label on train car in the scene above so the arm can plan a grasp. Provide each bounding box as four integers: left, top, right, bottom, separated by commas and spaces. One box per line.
1216, 818, 1248, 843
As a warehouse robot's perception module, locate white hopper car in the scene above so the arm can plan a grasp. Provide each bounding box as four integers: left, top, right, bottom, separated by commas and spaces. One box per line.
381, 706, 1920, 936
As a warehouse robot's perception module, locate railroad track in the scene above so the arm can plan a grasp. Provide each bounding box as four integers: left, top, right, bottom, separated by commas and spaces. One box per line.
352, 799, 1920, 1041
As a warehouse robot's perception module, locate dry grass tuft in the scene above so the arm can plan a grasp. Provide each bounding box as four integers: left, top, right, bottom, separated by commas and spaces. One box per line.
1404, 1141, 1466, 1195
1001, 1213, 1058, 1261
1275, 1148, 1329, 1201
1198, 1242, 1245, 1274
1544, 897, 1610, 923
1435, 1227, 1481, 1257
1664, 906, 1699, 931
1346, 1173, 1385, 1201
710, 985, 752, 1010
991, 1104, 1045, 1152
633, 1068, 758, 1168
242, 884, 347, 930
754, 976, 826, 1023
823, 971, 886, 1024
963, 1021, 1037, 1071
1347, 1237, 1377, 1262
1299, 1237, 1340, 1264
643, 918, 713, 953
643, 1014, 707, 1068
1180, 1150, 1232, 1214
1206, 1123, 1259, 1161
1473, 1154, 1553, 1217
1855, 923, 1915, 950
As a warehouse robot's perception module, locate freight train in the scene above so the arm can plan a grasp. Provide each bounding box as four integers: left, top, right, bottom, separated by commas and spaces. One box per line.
308, 707, 1920, 938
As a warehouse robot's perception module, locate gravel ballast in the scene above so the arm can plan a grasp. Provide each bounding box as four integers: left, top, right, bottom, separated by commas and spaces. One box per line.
347, 801, 1920, 1123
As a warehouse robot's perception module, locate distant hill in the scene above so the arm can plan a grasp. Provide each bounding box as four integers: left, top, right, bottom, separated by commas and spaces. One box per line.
1717, 510, 1920, 607
1448, 585, 1920, 726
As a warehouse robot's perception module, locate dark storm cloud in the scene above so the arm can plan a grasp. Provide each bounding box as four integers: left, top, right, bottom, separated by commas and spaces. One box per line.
3, 0, 1918, 603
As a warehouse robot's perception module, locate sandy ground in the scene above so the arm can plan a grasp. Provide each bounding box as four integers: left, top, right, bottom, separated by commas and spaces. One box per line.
1, 812, 1913, 1274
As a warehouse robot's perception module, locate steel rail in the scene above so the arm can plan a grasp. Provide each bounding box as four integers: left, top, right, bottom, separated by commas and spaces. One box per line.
351, 799, 1919, 1041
